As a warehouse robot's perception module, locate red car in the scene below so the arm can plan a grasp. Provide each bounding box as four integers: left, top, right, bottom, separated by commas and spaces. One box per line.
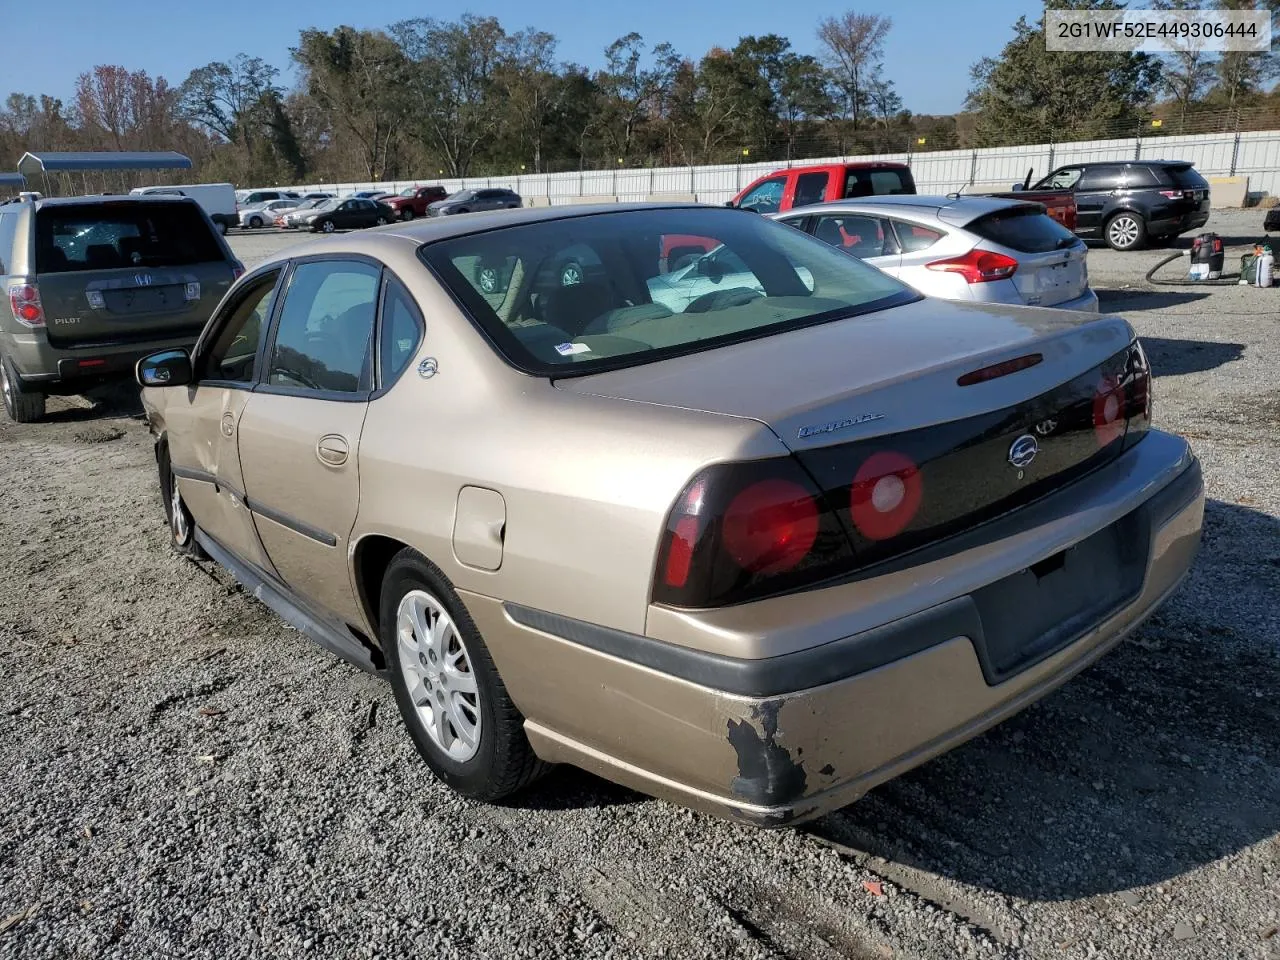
730, 162, 917, 214
384, 185, 449, 221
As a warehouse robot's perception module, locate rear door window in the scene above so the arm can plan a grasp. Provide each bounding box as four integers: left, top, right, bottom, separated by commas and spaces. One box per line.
843, 168, 913, 198
267, 260, 380, 394
793, 172, 829, 208
35, 202, 224, 274
889, 220, 945, 253
966, 207, 1079, 253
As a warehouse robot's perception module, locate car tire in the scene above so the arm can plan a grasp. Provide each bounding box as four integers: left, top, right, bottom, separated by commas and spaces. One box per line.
1, 358, 45, 423
375, 216, 388, 226
217, 221, 228, 235
560, 260, 584, 286
1105, 212, 1147, 251
380, 548, 548, 801
321, 220, 336, 234
400, 209, 415, 221
248, 216, 262, 229
158, 446, 206, 560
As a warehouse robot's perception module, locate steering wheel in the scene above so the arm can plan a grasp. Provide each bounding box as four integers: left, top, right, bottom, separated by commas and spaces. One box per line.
683, 287, 764, 314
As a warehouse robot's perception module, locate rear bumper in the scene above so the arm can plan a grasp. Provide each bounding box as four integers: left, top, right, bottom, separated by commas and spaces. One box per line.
971, 281, 1098, 313
3, 328, 200, 392
464, 430, 1203, 826
1148, 208, 1210, 237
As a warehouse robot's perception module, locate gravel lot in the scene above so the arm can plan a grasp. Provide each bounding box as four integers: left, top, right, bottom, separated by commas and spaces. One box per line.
2, 209, 1278, 960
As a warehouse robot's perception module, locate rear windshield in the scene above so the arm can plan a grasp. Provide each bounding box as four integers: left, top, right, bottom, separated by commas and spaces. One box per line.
1164, 164, 1208, 189
418, 207, 916, 376
844, 167, 915, 198
36, 201, 224, 274
967, 206, 1080, 253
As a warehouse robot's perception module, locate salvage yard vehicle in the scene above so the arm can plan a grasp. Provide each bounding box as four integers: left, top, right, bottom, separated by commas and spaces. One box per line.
385, 185, 449, 220
0, 194, 241, 422
239, 198, 298, 229
130, 182, 238, 235
1017, 160, 1210, 251
428, 188, 522, 216
774, 195, 1098, 312
729, 161, 917, 214
137, 203, 1204, 826
303, 197, 393, 233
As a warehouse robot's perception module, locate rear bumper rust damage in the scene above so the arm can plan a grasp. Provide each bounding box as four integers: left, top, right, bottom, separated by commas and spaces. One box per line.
462, 432, 1205, 827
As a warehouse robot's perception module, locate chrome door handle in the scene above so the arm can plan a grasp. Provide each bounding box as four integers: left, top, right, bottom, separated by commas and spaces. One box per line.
316, 434, 349, 466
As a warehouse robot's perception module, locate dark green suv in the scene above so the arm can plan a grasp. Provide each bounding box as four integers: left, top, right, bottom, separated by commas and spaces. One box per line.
0, 195, 241, 421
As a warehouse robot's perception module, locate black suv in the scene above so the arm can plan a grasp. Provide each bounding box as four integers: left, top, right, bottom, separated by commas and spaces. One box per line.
1029, 160, 1211, 251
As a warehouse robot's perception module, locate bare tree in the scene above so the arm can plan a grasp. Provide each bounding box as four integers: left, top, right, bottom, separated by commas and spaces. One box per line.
816, 12, 892, 131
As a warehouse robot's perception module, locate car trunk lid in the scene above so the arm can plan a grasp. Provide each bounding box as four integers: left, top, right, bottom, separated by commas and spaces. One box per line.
960, 205, 1091, 307
559, 301, 1148, 557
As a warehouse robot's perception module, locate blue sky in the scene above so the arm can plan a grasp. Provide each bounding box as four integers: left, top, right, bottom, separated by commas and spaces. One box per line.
3, 0, 1043, 116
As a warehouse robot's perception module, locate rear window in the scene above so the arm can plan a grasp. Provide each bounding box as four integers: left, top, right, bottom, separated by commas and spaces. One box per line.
1163, 164, 1208, 190
419, 208, 915, 376
844, 167, 915, 198
967, 206, 1080, 253
36, 202, 223, 274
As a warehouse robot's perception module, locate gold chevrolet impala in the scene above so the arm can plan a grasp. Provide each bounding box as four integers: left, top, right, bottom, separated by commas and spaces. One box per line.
137, 203, 1204, 826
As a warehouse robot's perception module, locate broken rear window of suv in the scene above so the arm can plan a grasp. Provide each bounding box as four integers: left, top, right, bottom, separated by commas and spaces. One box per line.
36, 201, 224, 274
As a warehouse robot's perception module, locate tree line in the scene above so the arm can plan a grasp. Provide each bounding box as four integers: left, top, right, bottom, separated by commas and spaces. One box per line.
1, 0, 1276, 190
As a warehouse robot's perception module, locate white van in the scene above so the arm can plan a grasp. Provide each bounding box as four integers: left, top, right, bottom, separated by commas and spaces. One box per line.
130, 182, 237, 234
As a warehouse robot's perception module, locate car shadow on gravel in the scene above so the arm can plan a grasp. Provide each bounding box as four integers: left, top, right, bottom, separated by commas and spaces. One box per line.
41, 384, 144, 424
1140, 336, 1245, 376
1096, 290, 1211, 312
808, 497, 1280, 901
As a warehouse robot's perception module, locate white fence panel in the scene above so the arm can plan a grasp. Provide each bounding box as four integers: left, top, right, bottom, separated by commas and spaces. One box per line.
283, 129, 1280, 205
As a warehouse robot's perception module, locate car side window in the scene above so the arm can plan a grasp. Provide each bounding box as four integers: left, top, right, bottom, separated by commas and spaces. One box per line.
1041, 168, 1082, 190
890, 220, 945, 253
202, 270, 280, 384
793, 172, 829, 208
267, 260, 381, 395
810, 214, 898, 258
738, 177, 786, 213
1077, 166, 1121, 191
379, 276, 425, 384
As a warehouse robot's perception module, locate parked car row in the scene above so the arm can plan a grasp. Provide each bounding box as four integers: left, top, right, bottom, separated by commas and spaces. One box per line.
125, 201, 1202, 828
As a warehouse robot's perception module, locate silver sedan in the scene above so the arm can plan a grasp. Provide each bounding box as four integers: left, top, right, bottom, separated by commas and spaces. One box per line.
772, 196, 1099, 312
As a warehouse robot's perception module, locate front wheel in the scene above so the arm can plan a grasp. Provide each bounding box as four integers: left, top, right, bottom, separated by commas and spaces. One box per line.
159, 450, 206, 559
381, 549, 546, 800
247, 216, 262, 229
1105, 212, 1147, 251
1, 358, 45, 423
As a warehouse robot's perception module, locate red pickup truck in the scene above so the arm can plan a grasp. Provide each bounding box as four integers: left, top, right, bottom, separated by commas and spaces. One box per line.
384, 185, 448, 221
729, 161, 917, 213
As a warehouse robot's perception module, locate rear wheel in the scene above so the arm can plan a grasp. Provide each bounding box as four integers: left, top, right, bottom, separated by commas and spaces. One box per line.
400, 208, 415, 221
321, 220, 336, 234
1105, 212, 1147, 251
1, 359, 45, 423
381, 549, 546, 800
375, 216, 388, 226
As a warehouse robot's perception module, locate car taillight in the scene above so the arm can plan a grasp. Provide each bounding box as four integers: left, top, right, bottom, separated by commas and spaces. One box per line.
849, 451, 923, 541
1093, 375, 1126, 448
926, 250, 1018, 284
7, 280, 44, 327
653, 458, 853, 608
1159, 190, 1184, 200
1121, 339, 1152, 449
232, 262, 245, 280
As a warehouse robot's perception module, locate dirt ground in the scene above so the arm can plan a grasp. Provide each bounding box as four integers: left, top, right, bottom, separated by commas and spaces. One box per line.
1, 209, 1277, 960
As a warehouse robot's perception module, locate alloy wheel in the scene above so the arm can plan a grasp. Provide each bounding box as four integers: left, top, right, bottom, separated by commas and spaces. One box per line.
478, 268, 499, 294
1108, 216, 1140, 249
396, 590, 482, 761
169, 469, 191, 546
322, 220, 335, 234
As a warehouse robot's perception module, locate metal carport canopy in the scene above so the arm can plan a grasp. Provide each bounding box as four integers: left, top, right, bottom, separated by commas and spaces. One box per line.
16, 151, 192, 180
0, 172, 24, 188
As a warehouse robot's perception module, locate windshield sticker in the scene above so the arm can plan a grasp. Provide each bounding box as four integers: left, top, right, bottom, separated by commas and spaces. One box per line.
554, 342, 591, 356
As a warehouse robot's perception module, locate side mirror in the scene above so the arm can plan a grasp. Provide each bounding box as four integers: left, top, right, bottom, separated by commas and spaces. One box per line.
724, 200, 737, 208
1011, 183, 1024, 192
137, 348, 192, 388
